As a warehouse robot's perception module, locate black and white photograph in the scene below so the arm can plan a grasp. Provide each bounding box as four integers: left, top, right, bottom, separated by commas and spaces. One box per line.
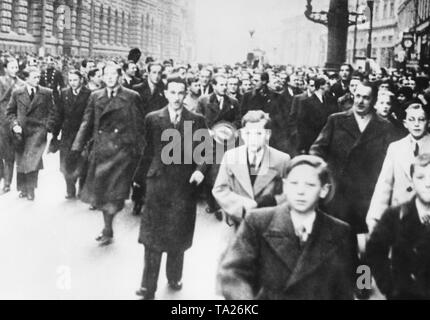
1, 0, 430, 304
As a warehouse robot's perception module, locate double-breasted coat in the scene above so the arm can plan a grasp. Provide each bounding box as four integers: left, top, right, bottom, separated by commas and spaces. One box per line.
6, 86, 57, 173
0, 75, 25, 161
310, 111, 397, 233
138, 107, 210, 252
218, 203, 355, 300
55, 87, 92, 177
71, 86, 144, 206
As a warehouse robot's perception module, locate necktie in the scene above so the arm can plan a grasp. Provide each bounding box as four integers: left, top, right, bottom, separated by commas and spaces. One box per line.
30, 88, 35, 101
110, 90, 115, 99
296, 226, 308, 247
173, 112, 180, 126
414, 143, 420, 157
219, 97, 224, 110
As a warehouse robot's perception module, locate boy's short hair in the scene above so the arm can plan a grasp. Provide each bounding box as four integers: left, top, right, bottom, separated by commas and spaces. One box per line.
68, 69, 83, 79
286, 155, 335, 204
166, 76, 187, 90
405, 103, 430, 120
241, 110, 272, 130
411, 153, 430, 178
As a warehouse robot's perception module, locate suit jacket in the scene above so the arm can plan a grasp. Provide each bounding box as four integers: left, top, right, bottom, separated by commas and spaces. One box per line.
138, 107, 211, 252
218, 203, 355, 300
122, 76, 142, 90
71, 86, 144, 206
331, 80, 349, 100
212, 145, 290, 223
367, 199, 430, 299
310, 111, 397, 233
6, 85, 57, 173
197, 93, 241, 129
132, 80, 167, 117
240, 87, 280, 119
366, 134, 430, 231
297, 93, 339, 154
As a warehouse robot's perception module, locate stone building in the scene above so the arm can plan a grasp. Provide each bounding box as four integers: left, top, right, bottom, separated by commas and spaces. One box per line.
0, 0, 196, 61
346, 0, 399, 68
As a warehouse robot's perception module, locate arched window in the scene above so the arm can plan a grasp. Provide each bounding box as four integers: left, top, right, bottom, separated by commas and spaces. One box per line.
141, 14, 145, 48
114, 9, 119, 45
146, 13, 150, 51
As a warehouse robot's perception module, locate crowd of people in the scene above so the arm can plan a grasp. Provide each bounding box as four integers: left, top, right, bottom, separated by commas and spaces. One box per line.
1, 48, 430, 300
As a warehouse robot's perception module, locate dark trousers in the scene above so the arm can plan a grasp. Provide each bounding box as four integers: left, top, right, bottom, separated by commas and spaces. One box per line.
141, 246, 184, 294
17, 171, 39, 193
0, 159, 14, 187
65, 175, 85, 197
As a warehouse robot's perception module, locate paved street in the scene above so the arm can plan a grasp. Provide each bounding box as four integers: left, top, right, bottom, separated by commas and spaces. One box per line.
0, 153, 233, 300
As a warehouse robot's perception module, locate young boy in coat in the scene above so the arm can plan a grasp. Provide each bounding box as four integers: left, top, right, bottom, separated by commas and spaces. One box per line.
367, 154, 430, 300
367, 103, 430, 232
218, 155, 355, 300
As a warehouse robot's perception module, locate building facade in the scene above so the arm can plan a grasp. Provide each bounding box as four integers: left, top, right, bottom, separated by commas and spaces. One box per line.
0, 0, 196, 61
398, 0, 430, 67
346, 0, 400, 68
279, 14, 328, 67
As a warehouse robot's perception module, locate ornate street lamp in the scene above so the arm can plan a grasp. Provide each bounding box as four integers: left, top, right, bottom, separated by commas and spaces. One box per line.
304, 0, 368, 70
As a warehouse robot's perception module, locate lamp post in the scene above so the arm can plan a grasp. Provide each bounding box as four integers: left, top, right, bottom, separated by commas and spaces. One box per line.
366, 0, 375, 59
305, 0, 367, 70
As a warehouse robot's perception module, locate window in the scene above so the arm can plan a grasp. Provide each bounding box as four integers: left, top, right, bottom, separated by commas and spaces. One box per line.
107, 7, 112, 44
383, 1, 388, 19
390, 0, 395, 18
114, 9, 119, 44
121, 11, 126, 46
11, 0, 19, 32
99, 5, 104, 42
27, 0, 34, 34
374, 3, 379, 21
76, 0, 83, 40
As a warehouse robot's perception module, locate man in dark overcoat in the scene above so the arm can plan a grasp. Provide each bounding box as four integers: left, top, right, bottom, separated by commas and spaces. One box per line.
53, 70, 91, 199
71, 64, 144, 246
297, 76, 339, 154
136, 77, 210, 300
196, 74, 241, 217
130, 62, 168, 216
6, 66, 57, 200
310, 82, 397, 234
0, 57, 25, 193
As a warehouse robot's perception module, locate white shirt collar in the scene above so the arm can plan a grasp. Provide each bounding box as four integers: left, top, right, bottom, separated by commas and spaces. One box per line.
353, 111, 372, 133
290, 210, 316, 239
26, 84, 36, 95
72, 87, 82, 96
168, 106, 183, 123
107, 86, 119, 97
415, 198, 430, 225
314, 91, 324, 104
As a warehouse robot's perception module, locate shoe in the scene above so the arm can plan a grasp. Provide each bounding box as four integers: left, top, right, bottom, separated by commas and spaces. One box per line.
214, 210, 223, 222
19, 192, 27, 199
132, 202, 143, 216
65, 194, 76, 200
27, 191, 35, 201
135, 288, 155, 300
95, 231, 113, 246
168, 281, 183, 291
3, 186, 10, 193
89, 205, 97, 211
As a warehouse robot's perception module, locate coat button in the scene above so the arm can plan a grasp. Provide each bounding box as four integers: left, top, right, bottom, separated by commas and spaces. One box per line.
114, 128, 119, 133
407, 187, 413, 193
98, 130, 102, 134
413, 247, 419, 254
411, 274, 417, 281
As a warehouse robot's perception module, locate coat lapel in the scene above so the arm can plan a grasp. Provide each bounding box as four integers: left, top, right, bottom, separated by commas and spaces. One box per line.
286, 211, 337, 289
100, 86, 128, 117
262, 204, 302, 272
253, 148, 278, 197
26, 86, 43, 115
356, 113, 384, 145
339, 111, 361, 140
